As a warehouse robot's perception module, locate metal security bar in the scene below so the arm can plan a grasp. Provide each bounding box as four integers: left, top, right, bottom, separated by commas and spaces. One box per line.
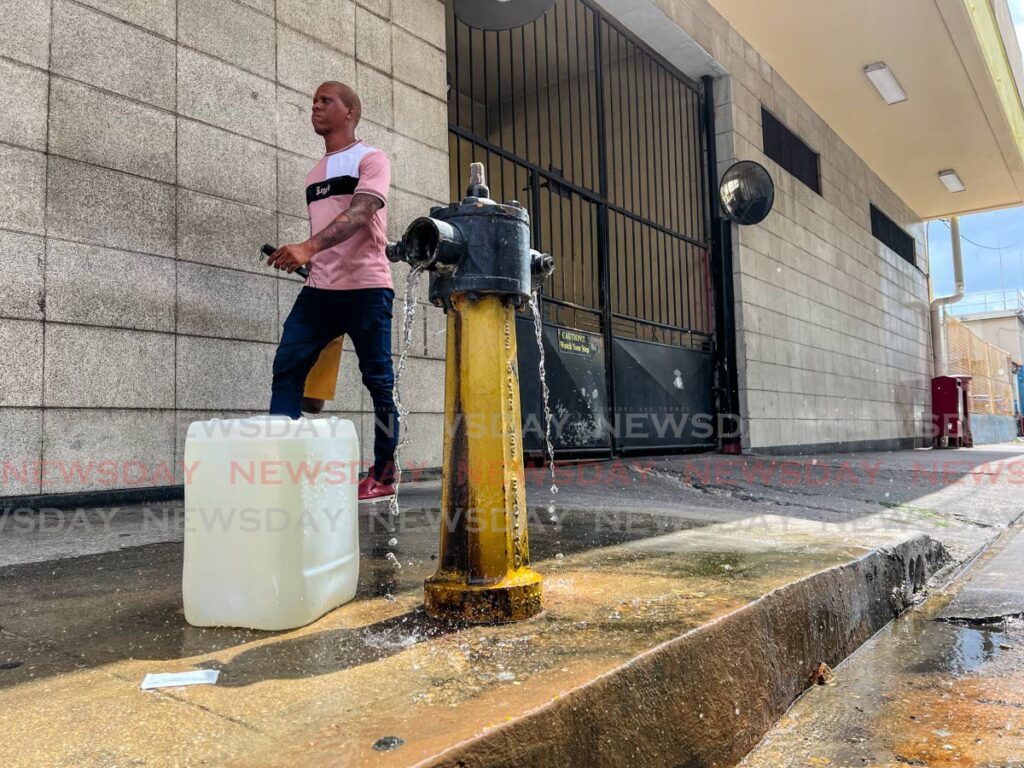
446, 0, 715, 453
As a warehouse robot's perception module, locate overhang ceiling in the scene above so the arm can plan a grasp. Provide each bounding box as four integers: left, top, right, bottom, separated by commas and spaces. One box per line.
706, 0, 1024, 219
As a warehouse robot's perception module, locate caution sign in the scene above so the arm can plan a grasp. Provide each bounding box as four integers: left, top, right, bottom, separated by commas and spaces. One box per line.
557, 329, 595, 357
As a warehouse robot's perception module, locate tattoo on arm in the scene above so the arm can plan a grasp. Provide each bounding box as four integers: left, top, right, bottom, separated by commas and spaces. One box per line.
309, 193, 384, 253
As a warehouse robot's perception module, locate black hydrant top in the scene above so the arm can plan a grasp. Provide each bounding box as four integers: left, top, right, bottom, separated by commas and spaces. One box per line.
387, 165, 554, 309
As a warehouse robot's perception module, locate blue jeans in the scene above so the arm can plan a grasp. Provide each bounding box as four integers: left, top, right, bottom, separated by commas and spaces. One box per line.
270, 287, 397, 482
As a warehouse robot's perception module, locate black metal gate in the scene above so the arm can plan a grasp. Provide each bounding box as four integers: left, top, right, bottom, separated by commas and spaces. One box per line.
446, 0, 716, 456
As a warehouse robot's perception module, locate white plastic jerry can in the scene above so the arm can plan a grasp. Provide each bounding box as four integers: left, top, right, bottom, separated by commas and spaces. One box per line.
182, 416, 360, 631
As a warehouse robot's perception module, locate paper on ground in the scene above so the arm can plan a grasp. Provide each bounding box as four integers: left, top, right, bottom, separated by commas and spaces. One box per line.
140, 669, 220, 690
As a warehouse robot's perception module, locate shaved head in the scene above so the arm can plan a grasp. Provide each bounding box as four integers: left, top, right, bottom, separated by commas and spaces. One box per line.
311, 81, 362, 149
319, 81, 362, 124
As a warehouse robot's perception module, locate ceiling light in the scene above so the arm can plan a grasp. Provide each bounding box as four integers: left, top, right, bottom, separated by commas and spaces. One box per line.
864, 63, 907, 105
938, 169, 966, 194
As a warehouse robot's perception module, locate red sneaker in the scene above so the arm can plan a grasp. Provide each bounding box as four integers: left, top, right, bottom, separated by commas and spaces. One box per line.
358, 476, 395, 503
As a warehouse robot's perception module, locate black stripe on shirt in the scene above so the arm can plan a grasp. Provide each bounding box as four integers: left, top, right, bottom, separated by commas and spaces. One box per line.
306, 175, 359, 204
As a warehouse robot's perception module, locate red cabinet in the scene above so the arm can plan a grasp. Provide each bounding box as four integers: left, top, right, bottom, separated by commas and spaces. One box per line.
931, 376, 973, 448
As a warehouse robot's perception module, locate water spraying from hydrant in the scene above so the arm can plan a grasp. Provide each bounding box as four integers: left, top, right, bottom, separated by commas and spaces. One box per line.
528, 290, 558, 498
387, 264, 427, 533
387, 162, 555, 623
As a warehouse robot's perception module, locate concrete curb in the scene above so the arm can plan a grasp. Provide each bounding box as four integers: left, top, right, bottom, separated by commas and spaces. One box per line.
419, 534, 948, 768
0, 484, 184, 511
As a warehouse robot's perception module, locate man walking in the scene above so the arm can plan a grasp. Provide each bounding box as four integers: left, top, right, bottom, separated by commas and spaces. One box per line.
267, 81, 397, 502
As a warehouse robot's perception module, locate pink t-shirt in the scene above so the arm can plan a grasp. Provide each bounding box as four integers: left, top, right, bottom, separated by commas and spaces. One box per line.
304, 141, 392, 291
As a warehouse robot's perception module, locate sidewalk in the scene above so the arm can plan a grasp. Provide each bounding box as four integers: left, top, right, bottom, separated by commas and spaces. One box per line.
1, 444, 1022, 766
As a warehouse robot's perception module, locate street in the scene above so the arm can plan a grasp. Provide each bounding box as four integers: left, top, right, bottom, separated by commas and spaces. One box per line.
742, 525, 1024, 768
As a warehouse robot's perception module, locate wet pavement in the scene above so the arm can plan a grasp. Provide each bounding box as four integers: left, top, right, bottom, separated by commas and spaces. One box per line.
1, 444, 1023, 766
741, 525, 1024, 768
940, 525, 1024, 623
0, 510, 894, 767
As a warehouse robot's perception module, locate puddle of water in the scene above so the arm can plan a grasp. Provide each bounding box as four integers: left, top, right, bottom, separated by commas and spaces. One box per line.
909, 622, 1008, 676
838, 604, 1016, 681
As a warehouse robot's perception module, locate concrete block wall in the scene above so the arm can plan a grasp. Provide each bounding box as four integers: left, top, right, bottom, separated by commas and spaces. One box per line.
652, 0, 933, 452
0, 0, 449, 498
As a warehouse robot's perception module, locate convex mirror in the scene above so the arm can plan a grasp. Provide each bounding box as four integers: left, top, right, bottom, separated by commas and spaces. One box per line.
454, 0, 558, 30
719, 161, 775, 226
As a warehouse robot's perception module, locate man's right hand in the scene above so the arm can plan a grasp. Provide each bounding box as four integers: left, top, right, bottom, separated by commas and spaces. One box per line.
268, 241, 316, 273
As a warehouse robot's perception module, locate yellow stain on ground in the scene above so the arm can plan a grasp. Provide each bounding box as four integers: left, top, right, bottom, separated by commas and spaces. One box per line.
0, 518, 877, 767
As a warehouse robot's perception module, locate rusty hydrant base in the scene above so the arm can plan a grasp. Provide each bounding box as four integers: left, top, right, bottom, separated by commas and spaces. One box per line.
424, 569, 543, 624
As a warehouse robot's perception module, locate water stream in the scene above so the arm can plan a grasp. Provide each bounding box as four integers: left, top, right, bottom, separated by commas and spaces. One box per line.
385, 264, 427, 558
528, 290, 558, 499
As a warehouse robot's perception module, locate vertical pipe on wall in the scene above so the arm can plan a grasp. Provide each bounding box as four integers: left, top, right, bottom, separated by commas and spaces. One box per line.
593, 10, 616, 454
931, 216, 966, 377
702, 75, 741, 453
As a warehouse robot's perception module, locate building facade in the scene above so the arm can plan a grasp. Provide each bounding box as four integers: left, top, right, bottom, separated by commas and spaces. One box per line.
952, 290, 1024, 364
1, 0, 1022, 498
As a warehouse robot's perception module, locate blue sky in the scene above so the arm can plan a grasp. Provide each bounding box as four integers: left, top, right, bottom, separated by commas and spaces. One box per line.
927, 0, 1024, 296
927, 211, 1024, 296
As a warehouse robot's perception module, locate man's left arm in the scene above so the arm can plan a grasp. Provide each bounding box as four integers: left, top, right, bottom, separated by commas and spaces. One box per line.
269, 193, 383, 273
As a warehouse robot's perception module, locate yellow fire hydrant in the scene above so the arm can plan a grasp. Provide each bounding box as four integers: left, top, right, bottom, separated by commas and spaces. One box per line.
388, 164, 555, 623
